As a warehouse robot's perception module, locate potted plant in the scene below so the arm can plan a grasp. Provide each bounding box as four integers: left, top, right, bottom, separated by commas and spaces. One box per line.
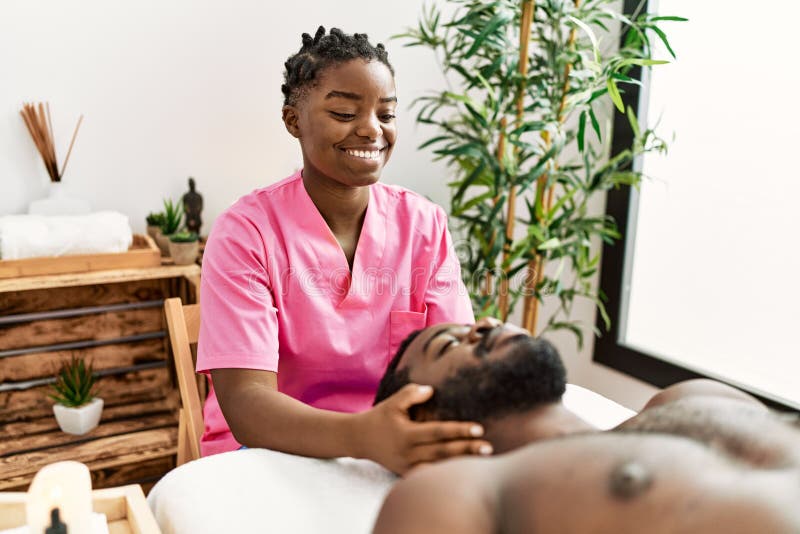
155, 198, 183, 256
49, 356, 103, 435
168, 231, 199, 265
145, 212, 165, 240
399, 1, 682, 343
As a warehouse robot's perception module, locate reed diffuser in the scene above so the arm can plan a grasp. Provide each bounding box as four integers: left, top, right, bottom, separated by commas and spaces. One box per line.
20, 102, 83, 183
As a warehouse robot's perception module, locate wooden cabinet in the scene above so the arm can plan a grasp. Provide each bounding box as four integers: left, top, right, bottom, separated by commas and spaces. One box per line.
0, 265, 199, 493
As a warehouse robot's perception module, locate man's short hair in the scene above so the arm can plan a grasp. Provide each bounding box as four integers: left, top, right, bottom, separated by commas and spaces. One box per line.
373, 329, 422, 407
373, 329, 567, 423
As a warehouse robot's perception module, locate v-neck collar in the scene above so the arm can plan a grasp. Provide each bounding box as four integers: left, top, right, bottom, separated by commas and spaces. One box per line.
295, 173, 387, 306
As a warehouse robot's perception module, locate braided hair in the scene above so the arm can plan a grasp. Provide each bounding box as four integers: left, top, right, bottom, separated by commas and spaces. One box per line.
281, 26, 394, 106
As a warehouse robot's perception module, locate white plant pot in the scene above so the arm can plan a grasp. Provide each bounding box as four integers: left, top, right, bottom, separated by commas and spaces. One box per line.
53, 398, 104, 435
28, 181, 91, 216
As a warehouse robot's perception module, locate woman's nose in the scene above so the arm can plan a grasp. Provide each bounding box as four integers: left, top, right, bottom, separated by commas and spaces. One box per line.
467, 317, 502, 343
355, 114, 382, 139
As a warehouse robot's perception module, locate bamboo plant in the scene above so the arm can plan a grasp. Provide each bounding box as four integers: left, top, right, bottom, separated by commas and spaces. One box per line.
398, 0, 683, 345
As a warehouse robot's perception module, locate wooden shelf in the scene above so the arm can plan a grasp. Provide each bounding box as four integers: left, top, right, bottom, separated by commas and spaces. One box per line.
0, 266, 199, 494
0, 264, 200, 292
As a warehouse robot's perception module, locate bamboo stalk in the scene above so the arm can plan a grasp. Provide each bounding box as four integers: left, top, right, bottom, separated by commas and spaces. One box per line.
522, 0, 582, 333
482, 117, 508, 307
497, 0, 536, 320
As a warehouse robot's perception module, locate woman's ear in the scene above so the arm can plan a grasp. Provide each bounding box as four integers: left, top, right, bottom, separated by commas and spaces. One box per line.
282, 105, 301, 138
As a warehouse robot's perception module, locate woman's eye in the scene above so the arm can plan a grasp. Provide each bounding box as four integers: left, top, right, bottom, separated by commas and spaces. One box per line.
380, 114, 396, 122
330, 112, 355, 121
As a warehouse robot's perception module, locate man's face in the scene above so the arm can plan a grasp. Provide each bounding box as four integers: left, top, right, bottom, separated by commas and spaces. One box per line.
397, 317, 531, 386
375, 317, 567, 424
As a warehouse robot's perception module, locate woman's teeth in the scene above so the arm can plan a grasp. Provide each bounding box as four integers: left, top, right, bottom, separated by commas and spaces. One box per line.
345, 149, 381, 160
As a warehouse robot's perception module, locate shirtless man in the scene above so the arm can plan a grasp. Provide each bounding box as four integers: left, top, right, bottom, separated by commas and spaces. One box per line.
371, 318, 800, 533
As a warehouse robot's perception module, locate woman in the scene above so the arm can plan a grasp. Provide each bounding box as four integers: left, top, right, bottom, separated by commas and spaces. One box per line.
197, 27, 491, 474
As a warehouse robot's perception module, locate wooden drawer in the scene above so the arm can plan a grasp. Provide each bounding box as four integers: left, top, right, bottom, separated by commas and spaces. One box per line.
0, 265, 199, 492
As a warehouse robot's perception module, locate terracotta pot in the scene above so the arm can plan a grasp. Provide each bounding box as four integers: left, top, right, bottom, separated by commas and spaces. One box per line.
53, 397, 103, 435
146, 225, 161, 240
155, 232, 172, 257
168, 240, 199, 265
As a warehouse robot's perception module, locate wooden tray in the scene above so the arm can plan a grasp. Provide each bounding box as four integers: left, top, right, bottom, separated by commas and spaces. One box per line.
0, 484, 161, 534
0, 235, 161, 280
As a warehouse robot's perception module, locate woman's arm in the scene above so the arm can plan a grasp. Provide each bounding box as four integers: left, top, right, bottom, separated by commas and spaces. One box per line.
212, 368, 492, 474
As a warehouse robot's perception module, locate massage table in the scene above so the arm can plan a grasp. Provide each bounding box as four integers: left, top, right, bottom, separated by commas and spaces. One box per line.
147, 384, 635, 534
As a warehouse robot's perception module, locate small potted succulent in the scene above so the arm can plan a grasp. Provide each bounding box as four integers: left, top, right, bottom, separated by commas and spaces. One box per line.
168, 231, 199, 265
155, 198, 183, 256
49, 356, 103, 435
145, 212, 165, 240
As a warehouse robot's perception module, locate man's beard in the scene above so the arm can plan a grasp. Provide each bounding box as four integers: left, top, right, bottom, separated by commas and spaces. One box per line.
411, 337, 567, 423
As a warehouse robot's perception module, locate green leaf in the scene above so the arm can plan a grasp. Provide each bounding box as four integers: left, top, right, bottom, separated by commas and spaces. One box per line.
619, 58, 669, 68
538, 238, 561, 251
650, 16, 688, 22
606, 78, 624, 113
418, 135, 451, 150
567, 15, 600, 63
453, 160, 487, 203
454, 191, 495, 216
547, 187, 578, 219
588, 107, 601, 140
547, 321, 585, 350
649, 25, 677, 59
626, 105, 641, 138
577, 110, 587, 153
464, 11, 513, 59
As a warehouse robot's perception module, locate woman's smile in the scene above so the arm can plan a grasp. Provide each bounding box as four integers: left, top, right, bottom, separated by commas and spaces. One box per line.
341, 145, 388, 165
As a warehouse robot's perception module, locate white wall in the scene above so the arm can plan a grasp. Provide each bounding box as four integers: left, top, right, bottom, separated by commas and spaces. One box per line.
1, 0, 657, 409
0, 0, 452, 231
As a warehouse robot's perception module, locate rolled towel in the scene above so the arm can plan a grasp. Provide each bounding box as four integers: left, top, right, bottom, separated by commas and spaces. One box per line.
0, 211, 133, 260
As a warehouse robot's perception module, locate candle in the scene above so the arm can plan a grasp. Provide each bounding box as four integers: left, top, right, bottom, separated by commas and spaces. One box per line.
26, 461, 92, 534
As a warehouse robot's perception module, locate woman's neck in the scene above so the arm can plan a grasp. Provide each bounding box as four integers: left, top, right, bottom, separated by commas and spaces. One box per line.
302, 169, 369, 235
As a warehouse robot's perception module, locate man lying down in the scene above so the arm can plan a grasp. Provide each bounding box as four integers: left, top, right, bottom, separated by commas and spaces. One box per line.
371, 317, 800, 533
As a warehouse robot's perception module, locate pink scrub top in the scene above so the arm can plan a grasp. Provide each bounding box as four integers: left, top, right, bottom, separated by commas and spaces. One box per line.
196, 171, 474, 456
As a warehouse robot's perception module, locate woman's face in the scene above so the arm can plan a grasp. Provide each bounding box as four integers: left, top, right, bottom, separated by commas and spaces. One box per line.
283, 59, 397, 188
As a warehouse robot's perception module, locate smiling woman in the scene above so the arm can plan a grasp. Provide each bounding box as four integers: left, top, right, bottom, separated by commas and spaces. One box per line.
195, 26, 490, 475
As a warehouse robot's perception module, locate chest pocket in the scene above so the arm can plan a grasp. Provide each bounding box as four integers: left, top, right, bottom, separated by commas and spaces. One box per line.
389, 310, 427, 359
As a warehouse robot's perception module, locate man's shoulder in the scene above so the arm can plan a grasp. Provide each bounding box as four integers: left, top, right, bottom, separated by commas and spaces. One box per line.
373, 458, 496, 534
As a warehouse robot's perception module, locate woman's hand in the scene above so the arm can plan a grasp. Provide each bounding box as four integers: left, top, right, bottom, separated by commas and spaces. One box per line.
352, 384, 493, 475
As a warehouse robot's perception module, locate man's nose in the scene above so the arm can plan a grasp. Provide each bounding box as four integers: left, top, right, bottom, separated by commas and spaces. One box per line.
467, 317, 502, 343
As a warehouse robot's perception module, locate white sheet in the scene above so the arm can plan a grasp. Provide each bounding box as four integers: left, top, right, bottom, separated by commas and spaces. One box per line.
147, 384, 635, 534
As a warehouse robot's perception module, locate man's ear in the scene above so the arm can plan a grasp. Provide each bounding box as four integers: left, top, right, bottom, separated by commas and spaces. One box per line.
282, 105, 301, 138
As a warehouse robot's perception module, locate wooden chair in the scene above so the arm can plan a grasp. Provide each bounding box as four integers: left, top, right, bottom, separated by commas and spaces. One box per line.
164, 298, 203, 466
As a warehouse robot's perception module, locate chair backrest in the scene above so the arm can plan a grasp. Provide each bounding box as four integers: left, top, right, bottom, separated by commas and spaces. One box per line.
164, 297, 203, 465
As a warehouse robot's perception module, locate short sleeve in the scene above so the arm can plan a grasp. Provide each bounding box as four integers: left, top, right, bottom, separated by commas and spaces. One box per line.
424, 207, 475, 326
196, 209, 279, 373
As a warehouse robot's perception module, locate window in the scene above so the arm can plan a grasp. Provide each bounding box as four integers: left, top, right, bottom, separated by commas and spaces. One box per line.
594, 0, 800, 410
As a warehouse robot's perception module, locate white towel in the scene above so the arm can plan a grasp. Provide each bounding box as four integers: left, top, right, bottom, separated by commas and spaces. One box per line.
0, 212, 133, 260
